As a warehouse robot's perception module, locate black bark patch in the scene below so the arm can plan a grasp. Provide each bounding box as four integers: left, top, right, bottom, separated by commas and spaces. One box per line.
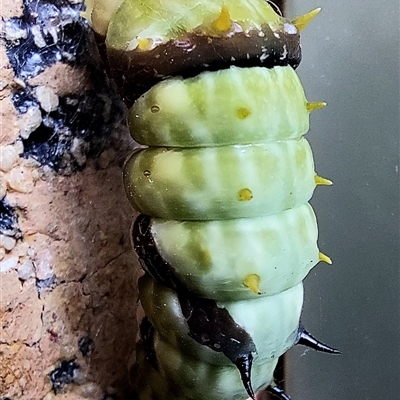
0, 199, 20, 238
4, 0, 124, 174
78, 336, 93, 356
5, 1, 88, 78
20, 92, 119, 172
11, 89, 38, 114
49, 359, 79, 394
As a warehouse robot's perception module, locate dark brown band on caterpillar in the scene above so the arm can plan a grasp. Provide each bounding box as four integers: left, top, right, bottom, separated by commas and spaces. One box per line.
107, 24, 301, 106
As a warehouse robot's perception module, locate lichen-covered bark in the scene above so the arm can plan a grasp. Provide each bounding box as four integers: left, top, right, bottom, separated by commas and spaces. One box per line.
0, 1, 138, 399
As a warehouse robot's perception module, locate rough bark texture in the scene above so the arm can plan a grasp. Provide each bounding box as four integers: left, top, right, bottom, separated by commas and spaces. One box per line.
0, 1, 138, 399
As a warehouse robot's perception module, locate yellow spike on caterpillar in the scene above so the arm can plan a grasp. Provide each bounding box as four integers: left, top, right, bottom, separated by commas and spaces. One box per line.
315, 175, 333, 186
292, 8, 321, 32
307, 101, 327, 113
244, 274, 261, 295
212, 6, 232, 33
319, 252, 333, 265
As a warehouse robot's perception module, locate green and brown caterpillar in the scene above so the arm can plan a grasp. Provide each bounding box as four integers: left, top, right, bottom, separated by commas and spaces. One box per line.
83, 1, 339, 399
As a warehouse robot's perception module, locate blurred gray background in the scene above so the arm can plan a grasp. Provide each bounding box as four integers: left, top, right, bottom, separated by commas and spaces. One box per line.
284, 1, 400, 399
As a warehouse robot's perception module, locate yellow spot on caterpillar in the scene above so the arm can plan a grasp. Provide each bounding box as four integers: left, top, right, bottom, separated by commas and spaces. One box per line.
238, 188, 253, 201
151, 105, 160, 113
319, 252, 332, 265
244, 274, 261, 295
199, 248, 212, 268
292, 8, 321, 32
212, 6, 232, 33
237, 107, 251, 119
315, 175, 333, 186
306, 102, 327, 113
138, 38, 152, 50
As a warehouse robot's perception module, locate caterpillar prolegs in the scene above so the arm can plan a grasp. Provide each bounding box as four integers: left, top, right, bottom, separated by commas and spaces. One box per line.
83, 1, 340, 399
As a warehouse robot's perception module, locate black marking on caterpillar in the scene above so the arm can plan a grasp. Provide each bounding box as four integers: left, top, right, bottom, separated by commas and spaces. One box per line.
132, 214, 180, 292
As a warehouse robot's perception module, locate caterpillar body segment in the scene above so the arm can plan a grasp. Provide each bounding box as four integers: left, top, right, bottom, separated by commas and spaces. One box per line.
134, 339, 279, 400
81, 0, 124, 36
102, 0, 303, 106
139, 275, 303, 365
128, 66, 310, 147
84, 0, 338, 399
106, 0, 283, 48
134, 204, 319, 301
124, 138, 317, 220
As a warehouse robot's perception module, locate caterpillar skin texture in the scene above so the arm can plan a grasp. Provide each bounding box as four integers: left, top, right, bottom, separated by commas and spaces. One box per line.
84, 1, 339, 399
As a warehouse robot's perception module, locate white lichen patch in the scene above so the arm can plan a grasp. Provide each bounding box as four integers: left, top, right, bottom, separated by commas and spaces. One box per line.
13, 242, 30, 258
18, 106, 42, 139
17, 260, 35, 281
2, 19, 28, 43
31, 25, 47, 48
34, 248, 54, 280
0, 255, 19, 272
0, 145, 18, 172
13, 140, 24, 155
0, 173, 7, 199
35, 85, 59, 113
7, 166, 34, 193
0, 234, 17, 251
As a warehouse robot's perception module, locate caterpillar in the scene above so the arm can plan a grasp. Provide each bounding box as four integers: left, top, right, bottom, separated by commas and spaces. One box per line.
83, 1, 339, 399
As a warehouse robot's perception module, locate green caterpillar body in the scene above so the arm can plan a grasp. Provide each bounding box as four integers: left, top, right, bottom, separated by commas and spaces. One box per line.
84, 1, 338, 399
127, 66, 310, 147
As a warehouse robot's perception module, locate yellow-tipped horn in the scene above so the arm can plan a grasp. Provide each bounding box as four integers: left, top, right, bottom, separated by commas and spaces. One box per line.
319, 252, 332, 265
244, 274, 261, 295
292, 8, 321, 32
307, 102, 327, 113
212, 6, 232, 32
315, 175, 333, 186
